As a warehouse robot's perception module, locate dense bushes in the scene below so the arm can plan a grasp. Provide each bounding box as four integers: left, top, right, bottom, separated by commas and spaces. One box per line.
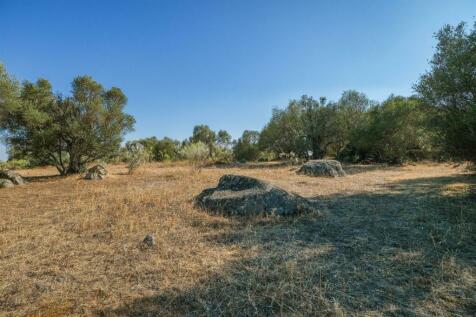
259, 93, 437, 164
233, 130, 261, 162
347, 96, 435, 163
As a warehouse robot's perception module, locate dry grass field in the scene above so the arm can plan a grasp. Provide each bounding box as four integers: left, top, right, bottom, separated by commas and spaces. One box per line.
0, 162, 475, 316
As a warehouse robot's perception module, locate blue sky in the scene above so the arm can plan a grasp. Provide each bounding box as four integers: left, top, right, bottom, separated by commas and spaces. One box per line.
1, 0, 475, 161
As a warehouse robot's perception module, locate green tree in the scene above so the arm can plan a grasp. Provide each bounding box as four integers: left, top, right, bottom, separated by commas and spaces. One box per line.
153, 137, 180, 161
259, 103, 308, 158
300, 95, 337, 159
333, 90, 373, 157
0, 65, 135, 175
351, 96, 433, 163
190, 124, 216, 145
190, 124, 217, 157
415, 22, 476, 161
233, 130, 260, 162
216, 129, 232, 148
132, 137, 159, 162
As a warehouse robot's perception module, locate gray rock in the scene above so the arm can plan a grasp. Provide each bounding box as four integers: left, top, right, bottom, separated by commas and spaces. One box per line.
297, 160, 346, 177
195, 174, 314, 216
0, 179, 14, 188
0, 169, 25, 185
84, 164, 108, 180
143, 234, 156, 247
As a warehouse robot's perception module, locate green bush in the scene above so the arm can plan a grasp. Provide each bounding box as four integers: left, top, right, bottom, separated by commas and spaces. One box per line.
348, 96, 434, 164
233, 130, 261, 162
126, 142, 146, 174
154, 137, 180, 161
179, 142, 209, 169
0, 159, 31, 170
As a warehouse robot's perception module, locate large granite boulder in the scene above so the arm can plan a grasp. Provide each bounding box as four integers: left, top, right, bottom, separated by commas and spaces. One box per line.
0, 169, 25, 185
195, 174, 313, 216
297, 160, 346, 177
84, 164, 108, 180
0, 179, 14, 188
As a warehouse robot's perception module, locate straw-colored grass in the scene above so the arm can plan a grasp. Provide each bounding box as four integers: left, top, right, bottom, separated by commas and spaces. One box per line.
0, 162, 474, 316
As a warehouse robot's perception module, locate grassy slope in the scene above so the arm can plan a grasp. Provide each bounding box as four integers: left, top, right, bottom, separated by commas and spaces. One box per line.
0, 163, 474, 316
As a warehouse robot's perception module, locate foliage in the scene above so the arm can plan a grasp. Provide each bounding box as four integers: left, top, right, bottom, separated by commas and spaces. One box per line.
258, 150, 278, 162
260, 92, 373, 160
299, 95, 339, 159
153, 137, 181, 161
0, 65, 135, 175
415, 22, 476, 162
212, 146, 234, 163
349, 96, 434, 163
259, 103, 308, 157
126, 141, 145, 174
179, 141, 209, 169
216, 129, 232, 148
332, 90, 374, 157
233, 130, 260, 162
134, 137, 159, 162
0, 159, 31, 170
190, 124, 216, 145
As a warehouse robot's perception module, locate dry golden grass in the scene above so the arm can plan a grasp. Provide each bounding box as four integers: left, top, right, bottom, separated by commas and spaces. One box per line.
0, 162, 475, 316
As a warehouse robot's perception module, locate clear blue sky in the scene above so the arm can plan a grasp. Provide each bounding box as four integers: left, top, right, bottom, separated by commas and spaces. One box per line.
1, 0, 475, 161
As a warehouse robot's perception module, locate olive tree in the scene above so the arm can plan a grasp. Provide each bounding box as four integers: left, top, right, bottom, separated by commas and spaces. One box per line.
0, 65, 135, 175
415, 22, 476, 161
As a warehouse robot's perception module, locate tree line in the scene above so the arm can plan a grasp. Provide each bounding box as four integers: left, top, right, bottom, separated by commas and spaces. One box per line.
0, 21, 475, 174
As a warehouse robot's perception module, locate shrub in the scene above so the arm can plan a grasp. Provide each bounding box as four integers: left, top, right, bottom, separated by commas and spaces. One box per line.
233, 130, 261, 162
154, 137, 180, 161
212, 147, 234, 164
0, 159, 31, 170
179, 142, 209, 170
126, 142, 146, 174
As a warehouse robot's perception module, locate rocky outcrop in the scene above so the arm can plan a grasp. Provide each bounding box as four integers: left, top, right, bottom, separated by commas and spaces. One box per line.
0, 179, 14, 188
297, 160, 346, 177
84, 164, 108, 180
0, 169, 25, 186
195, 174, 314, 216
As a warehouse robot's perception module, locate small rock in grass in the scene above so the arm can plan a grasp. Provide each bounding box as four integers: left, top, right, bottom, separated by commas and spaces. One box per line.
84, 164, 108, 180
0, 179, 14, 188
0, 169, 25, 185
142, 234, 156, 247
297, 160, 346, 177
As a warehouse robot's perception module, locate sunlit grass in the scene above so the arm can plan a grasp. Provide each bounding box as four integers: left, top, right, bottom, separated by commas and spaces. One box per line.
0, 162, 474, 316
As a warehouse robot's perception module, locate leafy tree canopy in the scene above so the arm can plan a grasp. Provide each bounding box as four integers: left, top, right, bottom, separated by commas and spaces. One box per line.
0, 64, 135, 174
415, 22, 476, 161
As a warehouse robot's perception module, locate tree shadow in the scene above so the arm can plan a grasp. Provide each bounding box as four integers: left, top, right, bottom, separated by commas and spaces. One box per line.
342, 163, 403, 175
23, 174, 64, 183
97, 173, 476, 316
207, 161, 299, 170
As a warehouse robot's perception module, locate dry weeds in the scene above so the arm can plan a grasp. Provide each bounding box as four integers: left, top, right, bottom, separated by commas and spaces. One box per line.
0, 162, 475, 316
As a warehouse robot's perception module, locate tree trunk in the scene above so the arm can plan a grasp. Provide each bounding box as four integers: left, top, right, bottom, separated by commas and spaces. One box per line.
66, 151, 84, 174
311, 138, 324, 159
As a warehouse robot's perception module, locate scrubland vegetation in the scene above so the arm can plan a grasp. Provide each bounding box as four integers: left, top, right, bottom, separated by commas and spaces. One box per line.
0, 20, 475, 317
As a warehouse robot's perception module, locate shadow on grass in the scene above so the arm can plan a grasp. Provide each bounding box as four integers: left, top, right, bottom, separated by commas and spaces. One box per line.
207, 161, 299, 170
342, 163, 401, 175
97, 173, 476, 316
23, 174, 63, 183
209, 161, 405, 176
